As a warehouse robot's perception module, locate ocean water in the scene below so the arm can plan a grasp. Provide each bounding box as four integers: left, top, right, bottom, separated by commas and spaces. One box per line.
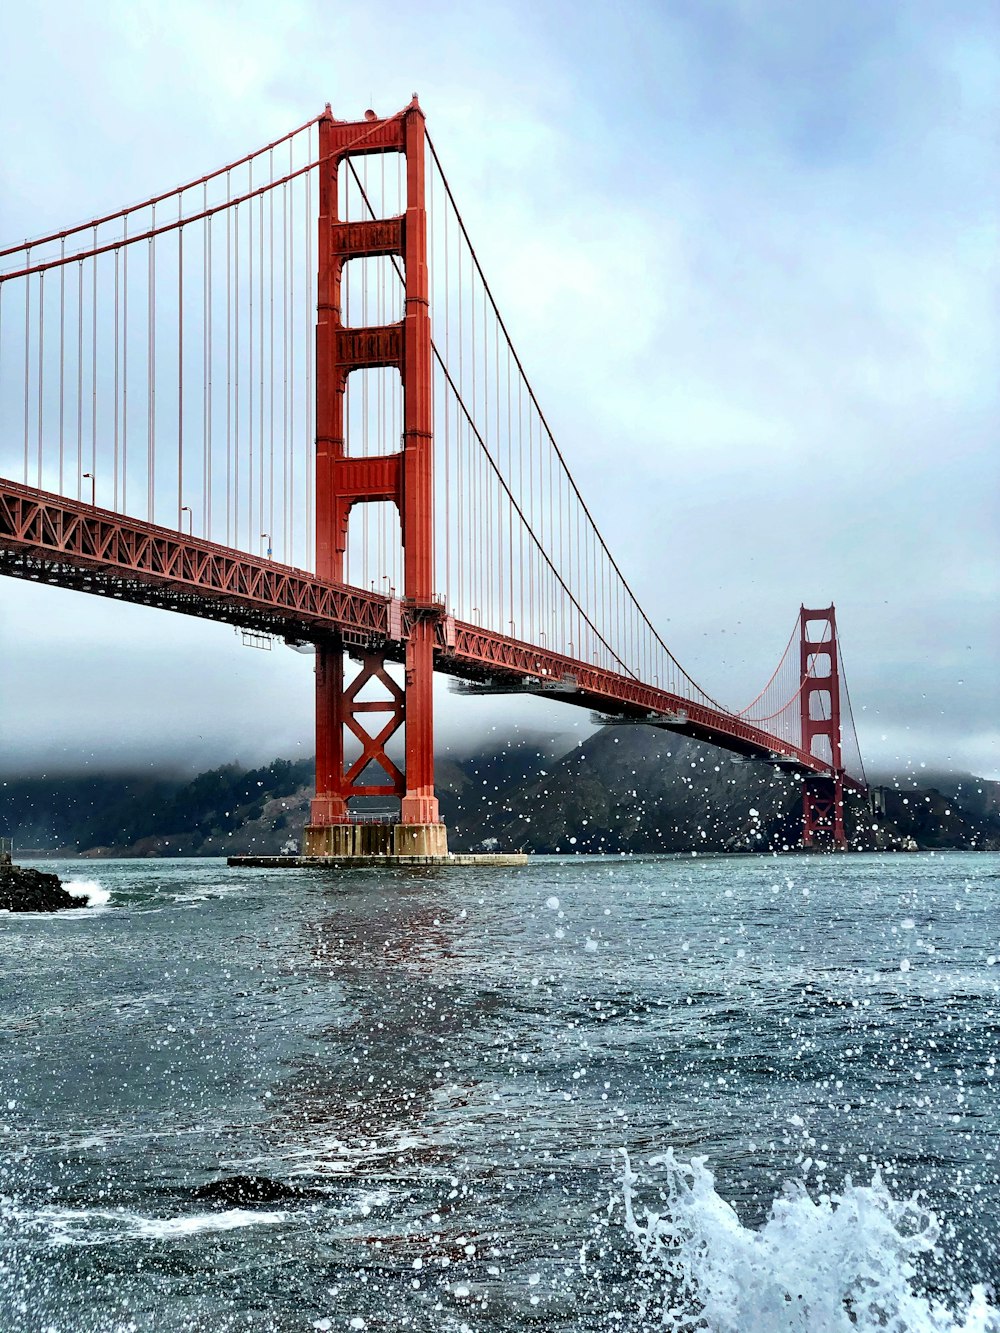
1, 851, 998, 1332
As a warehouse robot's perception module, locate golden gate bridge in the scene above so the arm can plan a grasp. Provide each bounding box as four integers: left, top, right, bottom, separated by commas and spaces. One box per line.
0, 98, 866, 856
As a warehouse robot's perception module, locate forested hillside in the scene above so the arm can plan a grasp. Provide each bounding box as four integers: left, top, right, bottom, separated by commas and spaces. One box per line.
2, 735, 997, 857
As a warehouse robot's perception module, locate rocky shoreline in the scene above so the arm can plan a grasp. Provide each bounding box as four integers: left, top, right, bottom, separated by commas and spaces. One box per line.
0, 862, 87, 912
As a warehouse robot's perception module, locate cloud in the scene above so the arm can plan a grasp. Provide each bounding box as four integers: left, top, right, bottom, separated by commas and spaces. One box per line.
0, 0, 997, 780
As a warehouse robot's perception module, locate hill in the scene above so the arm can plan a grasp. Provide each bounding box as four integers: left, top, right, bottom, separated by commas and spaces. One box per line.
444, 729, 1000, 854
1, 732, 997, 857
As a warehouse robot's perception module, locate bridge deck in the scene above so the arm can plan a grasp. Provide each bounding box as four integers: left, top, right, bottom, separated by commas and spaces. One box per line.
0, 478, 854, 785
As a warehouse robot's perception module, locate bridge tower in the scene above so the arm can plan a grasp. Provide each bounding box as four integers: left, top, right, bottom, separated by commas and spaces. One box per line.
799, 605, 847, 850
303, 97, 446, 858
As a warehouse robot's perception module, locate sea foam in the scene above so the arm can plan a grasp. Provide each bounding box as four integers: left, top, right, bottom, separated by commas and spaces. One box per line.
18, 1204, 286, 1246
64, 879, 111, 907
621, 1150, 998, 1333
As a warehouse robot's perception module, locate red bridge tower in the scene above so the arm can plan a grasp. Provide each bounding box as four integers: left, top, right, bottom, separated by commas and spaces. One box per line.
303, 98, 446, 858
799, 605, 847, 850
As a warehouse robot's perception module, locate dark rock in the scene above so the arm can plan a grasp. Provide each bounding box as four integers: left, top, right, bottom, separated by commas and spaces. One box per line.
0, 863, 83, 912
191, 1174, 320, 1205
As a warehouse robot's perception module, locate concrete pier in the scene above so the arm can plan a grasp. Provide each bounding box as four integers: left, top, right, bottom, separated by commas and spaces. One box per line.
229, 819, 527, 869
301, 821, 449, 859
228, 852, 527, 868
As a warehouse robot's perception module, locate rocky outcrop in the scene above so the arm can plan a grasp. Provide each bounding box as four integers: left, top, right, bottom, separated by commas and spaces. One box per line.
0, 862, 84, 912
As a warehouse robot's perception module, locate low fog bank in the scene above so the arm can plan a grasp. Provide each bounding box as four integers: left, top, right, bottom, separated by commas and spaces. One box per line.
2, 731, 998, 860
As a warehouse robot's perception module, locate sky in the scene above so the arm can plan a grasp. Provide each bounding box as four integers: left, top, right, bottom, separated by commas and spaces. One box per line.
0, 0, 997, 781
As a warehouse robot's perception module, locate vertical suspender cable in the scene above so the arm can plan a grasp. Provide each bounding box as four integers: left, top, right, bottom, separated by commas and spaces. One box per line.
91, 230, 98, 498
576, 480, 582, 660
282, 173, 289, 562
517, 368, 524, 639
305, 158, 313, 569
483, 272, 490, 623
113, 247, 119, 510
177, 211, 184, 528
234, 200, 240, 547
148, 211, 156, 522
457, 230, 463, 615
268, 155, 275, 556
528, 400, 534, 642
444, 177, 451, 607
0, 284, 5, 481
260, 183, 268, 546
496, 307, 505, 624
547, 413, 554, 646
22, 257, 30, 485
76, 262, 83, 497
204, 184, 212, 538
427, 150, 434, 599
0, 283, 5, 478
59, 242, 66, 494
288, 145, 296, 565
509, 338, 517, 629
248, 162, 255, 546
470, 258, 479, 618
123, 219, 129, 515
226, 176, 232, 546
36, 271, 44, 488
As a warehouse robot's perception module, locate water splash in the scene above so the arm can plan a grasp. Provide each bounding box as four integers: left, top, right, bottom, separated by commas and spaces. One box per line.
620, 1150, 998, 1333
64, 879, 111, 907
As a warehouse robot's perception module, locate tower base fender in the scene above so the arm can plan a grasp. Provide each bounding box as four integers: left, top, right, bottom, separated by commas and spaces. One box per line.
302, 821, 448, 858
392, 821, 448, 857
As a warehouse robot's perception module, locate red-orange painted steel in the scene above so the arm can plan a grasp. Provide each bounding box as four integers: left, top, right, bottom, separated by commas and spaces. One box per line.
0, 478, 860, 792
399, 104, 439, 825
340, 655, 406, 797
0, 480, 390, 642
311, 99, 440, 828
799, 605, 847, 848
314, 107, 346, 823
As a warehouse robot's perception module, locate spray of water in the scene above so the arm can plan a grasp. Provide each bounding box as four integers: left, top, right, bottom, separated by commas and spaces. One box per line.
64, 880, 111, 907
620, 1150, 998, 1333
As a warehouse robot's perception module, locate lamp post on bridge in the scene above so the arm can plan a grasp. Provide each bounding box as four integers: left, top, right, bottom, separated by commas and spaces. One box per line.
260, 533, 272, 559
180, 506, 192, 535
82, 472, 95, 506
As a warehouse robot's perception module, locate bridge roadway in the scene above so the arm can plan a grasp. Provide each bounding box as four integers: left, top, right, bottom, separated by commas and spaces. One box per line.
0, 477, 850, 784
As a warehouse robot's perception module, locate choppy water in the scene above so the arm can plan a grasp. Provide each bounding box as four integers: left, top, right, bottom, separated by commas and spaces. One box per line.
1, 852, 998, 1331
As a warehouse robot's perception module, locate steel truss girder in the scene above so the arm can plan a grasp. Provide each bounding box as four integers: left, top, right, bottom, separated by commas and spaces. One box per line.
436, 620, 853, 782
0, 479, 390, 649
0, 477, 856, 790
590, 710, 688, 727
450, 674, 579, 696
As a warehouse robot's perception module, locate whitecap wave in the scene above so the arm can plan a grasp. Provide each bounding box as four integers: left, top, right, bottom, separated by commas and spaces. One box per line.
621, 1150, 998, 1333
64, 879, 111, 907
